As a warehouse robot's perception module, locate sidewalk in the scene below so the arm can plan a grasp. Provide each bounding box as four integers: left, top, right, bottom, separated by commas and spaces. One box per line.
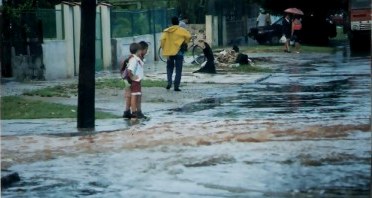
1, 60, 270, 136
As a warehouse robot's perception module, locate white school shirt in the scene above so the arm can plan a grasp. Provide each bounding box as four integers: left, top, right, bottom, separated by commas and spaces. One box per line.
127, 55, 144, 82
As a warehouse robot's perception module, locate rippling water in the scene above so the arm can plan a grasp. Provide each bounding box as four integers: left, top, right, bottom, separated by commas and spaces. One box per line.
2, 49, 371, 197
3, 131, 370, 197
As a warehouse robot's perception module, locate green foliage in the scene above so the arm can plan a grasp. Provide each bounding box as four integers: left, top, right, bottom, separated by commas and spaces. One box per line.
96, 78, 126, 89
141, 79, 167, 87
3, 0, 33, 19
23, 79, 167, 98
1, 96, 117, 119
97, 78, 167, 88
23, 84, 77, 97
112, 16, 132, 37
133, 12, 150, 35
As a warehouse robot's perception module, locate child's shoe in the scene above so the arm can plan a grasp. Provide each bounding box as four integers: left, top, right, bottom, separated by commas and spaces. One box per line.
136, 111, 147, 119
123, 110, 131, 119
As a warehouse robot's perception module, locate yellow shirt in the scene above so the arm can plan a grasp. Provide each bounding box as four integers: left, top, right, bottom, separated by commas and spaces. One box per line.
160, 25, 191, 56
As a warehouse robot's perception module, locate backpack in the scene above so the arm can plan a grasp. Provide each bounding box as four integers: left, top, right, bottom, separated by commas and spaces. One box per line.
120, 55, 133, 83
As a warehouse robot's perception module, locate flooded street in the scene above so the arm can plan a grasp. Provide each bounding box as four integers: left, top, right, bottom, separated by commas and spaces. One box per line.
2, 48, 371, 197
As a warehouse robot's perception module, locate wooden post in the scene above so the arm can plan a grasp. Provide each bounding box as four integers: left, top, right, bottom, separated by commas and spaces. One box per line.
77, 0, 96, 129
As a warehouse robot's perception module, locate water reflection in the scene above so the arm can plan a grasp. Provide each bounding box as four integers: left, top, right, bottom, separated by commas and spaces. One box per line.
172, 55, 370, 124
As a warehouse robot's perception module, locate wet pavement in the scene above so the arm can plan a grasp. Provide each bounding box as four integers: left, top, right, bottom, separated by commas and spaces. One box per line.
1, 45, 371, 197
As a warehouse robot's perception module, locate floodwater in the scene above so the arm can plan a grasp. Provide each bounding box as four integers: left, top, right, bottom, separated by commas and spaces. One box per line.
2, 46, 371, 197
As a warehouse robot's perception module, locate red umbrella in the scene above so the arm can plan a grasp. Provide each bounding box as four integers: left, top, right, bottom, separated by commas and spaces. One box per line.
284, 8, 304, 15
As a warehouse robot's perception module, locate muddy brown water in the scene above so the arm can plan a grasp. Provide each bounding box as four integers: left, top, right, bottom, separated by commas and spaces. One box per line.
1, 48, 371, 197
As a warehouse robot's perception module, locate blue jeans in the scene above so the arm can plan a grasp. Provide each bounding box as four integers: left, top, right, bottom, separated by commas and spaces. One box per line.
166, 55, 183, 89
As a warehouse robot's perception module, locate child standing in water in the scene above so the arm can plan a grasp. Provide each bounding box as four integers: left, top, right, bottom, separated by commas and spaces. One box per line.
135, 41, 149, 118
122, 42, 148, 119
127, 43, 145, 119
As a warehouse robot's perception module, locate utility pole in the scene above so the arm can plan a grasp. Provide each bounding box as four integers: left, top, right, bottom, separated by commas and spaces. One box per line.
77, 0, 96, 129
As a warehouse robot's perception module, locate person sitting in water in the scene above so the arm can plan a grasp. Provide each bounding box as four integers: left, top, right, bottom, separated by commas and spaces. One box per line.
193, 40, 216, 74
233, 45, 249, 65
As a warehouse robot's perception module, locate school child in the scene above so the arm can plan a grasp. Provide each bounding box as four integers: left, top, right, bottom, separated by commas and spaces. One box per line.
121, 54, 134, 119
121, 42, 148, 119
127, 43, 145, 119
135, 41, 149, 118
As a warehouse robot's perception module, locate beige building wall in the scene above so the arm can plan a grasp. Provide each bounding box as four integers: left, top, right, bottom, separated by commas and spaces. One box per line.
73, 4, 81, 75
98, 4, 112, 70
62, 3, 74, 78
205, 15, 218, 47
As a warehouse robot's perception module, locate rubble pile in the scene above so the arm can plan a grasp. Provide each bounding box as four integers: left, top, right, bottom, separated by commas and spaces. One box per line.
215, 50, 239, 67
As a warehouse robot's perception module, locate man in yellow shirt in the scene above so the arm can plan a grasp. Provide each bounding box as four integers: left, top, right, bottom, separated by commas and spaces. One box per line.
160, 16, 191, 91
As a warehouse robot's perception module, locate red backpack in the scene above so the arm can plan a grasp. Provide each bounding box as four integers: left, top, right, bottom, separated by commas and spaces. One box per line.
120, 55, 133, 82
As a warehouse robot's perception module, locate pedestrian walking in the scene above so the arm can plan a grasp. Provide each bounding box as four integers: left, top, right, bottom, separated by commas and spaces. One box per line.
160, 16, 191, 91
282, 13, 292, 53
291, 16, 302, 53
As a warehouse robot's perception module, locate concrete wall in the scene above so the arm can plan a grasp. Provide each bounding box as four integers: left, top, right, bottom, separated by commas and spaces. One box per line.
62, 3, 74, 78
99, 4, 112, 70
205, 15, 213, 46
40, 4, 165, 80
222, 16, 227, 46
73, 5, 81, 75
42, 40, 67, 80
113, 34, 157, 69
205, 15, 220, 47
206, 14, 254, 47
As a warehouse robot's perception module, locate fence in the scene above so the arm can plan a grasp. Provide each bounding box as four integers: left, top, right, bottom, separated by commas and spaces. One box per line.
9, 8, 175, 40
36, 9, 63, 39
111, 8, 177, 38
11, 9, 63, 40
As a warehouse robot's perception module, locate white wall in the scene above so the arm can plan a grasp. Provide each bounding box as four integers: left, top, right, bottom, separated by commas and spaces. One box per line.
205, 15, 220, 47
115, 34, 157, 67
134, 34, 155, 64
73, 5, 81, 75
205, 15, 213, 46
62, 3, 75, 78
99, 4, 112, 70
222, 16, 227, 46
42, 40, 67, 80
45, 4, 164, 80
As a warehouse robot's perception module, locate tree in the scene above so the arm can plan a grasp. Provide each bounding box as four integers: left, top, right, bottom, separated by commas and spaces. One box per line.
77, 0, 96, 129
